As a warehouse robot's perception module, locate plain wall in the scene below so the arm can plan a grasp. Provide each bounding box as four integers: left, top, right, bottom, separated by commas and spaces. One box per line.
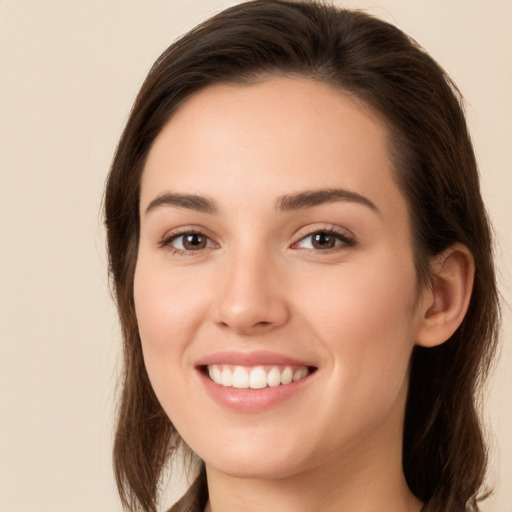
1, 1, 510, 511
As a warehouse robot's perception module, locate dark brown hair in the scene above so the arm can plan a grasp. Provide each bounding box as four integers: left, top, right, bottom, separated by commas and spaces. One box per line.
104, 1, 500, 511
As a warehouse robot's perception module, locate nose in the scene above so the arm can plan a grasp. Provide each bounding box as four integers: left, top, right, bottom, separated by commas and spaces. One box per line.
213, 247, 290, 335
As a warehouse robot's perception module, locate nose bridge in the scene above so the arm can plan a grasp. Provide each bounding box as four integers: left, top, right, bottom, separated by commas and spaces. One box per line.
215, 238, 289, 333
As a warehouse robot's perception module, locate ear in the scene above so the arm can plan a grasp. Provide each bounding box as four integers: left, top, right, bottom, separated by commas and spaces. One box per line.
416, 243, 474, 348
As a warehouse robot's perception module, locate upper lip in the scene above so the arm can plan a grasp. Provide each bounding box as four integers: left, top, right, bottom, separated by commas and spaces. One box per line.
195, 350, 316, 368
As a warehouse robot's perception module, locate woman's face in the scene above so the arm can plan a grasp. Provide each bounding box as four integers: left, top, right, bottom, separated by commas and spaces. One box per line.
134, 77, 424, 480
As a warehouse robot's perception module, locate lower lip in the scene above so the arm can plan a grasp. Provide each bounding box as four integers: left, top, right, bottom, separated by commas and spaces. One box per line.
197, 369, 315, 412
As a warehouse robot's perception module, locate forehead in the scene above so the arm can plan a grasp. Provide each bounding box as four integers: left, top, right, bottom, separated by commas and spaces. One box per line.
140, 77, 405, 222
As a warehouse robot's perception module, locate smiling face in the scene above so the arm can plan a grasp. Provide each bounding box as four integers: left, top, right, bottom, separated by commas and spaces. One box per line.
134, 77, 424, 481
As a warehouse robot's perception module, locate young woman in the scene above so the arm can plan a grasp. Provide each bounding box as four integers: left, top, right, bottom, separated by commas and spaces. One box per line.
104, 1, 500, 511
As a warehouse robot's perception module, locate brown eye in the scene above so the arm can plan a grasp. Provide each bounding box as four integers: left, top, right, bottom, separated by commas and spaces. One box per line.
168, 232, 213, 252
182, 233, 207, 250
295, 230, 355, 251
311, 232, 337, 249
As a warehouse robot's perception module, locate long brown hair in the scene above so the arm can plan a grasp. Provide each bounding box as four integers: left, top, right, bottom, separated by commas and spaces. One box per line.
104, 1, 500, 511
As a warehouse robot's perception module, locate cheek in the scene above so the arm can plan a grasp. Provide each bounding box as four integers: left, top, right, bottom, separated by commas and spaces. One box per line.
302, 253, 419, 392
133, 259, 209, 380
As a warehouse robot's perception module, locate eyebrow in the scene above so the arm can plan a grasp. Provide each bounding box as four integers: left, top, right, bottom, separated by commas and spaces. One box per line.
277, 188, 379, 213
144, 188, 379, 216
145, 193, 218, 215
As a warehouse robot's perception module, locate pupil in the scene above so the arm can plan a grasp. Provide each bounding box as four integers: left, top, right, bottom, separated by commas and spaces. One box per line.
184, 234, 205, 250
313, 233, 334, 249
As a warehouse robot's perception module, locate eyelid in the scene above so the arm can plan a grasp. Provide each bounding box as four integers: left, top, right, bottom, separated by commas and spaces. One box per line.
290, 224, 356, 251
158, 226, 218, 254
156, 223, 355, 255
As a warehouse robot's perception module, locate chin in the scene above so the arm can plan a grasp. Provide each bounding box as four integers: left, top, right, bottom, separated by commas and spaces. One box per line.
197, 438, 312, 481
206, 457, 304, 481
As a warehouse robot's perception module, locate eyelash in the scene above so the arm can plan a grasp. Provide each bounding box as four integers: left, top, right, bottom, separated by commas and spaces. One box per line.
158, 230, 216, 256
292, 228, 355, 252
159, 227, 355, 256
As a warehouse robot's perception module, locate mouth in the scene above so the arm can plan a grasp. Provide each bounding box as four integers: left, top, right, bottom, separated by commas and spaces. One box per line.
201, 364, 315, 389
195, 351, 318, 411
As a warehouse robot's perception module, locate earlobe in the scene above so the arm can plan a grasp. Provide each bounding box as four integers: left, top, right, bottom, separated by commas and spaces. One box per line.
416, 243, 474, 348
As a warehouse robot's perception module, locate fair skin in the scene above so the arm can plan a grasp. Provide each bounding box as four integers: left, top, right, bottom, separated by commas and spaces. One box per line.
134, 77, 473, 512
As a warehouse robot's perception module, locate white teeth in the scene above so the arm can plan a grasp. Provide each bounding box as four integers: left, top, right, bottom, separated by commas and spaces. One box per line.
207, 364, 311, 389
293, 368, 308, 381
211, 365, 221, 383
281, 367, 293, 385
232, 366, 249, 388
267, 366, 281, 387
221, 366, 232, 387
249, 366, 267, 389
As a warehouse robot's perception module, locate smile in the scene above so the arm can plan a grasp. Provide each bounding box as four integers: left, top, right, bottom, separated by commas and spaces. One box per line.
207, 364, 311, 389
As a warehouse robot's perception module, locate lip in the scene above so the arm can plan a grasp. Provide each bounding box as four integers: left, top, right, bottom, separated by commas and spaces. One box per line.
195, 350, 317, 412
196, 349, 314, 368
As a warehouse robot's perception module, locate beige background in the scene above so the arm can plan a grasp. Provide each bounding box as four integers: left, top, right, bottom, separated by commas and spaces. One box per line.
1, 1, 510, 511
